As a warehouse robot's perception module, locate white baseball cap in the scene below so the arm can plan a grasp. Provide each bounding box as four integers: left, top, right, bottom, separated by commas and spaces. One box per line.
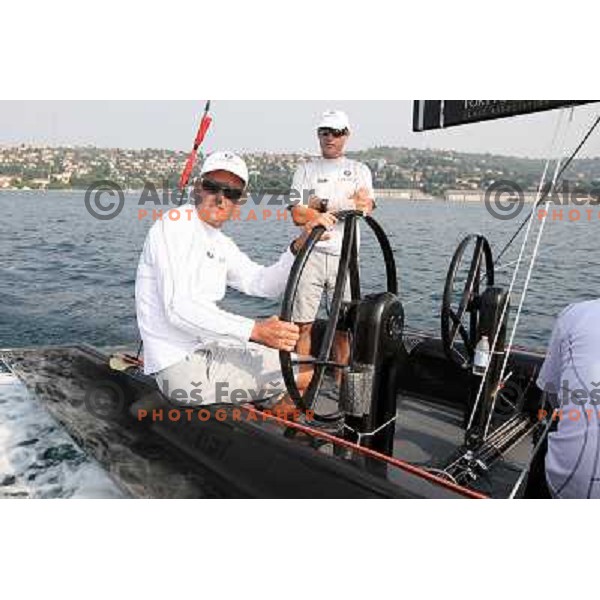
200, 151, 249, 187
317, 110, 350, 131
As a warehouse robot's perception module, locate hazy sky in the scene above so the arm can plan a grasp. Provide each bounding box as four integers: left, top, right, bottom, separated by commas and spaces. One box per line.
1, 101, 600, 158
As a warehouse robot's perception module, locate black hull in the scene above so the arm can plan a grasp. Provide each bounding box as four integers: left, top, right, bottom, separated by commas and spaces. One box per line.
1, 335, 544, 498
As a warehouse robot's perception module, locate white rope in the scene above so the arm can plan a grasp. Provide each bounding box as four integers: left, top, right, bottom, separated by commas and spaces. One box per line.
343, 414, 397, 447
483, 198, 556, 435
493, 215, 598, 272
425, 468, 459, 485
483, 108, 576, 437
401, 229, 566, 318
466, 109, 568, 433
403, 206, 597, 328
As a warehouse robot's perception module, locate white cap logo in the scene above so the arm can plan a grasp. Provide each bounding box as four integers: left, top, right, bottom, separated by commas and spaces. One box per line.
200, 150, 249, 186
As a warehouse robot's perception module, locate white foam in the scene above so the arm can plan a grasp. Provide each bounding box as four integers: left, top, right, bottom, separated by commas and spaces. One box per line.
0, 375, 124, 499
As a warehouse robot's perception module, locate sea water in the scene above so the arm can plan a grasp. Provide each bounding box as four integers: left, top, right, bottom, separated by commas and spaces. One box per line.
1, 190, 598, 497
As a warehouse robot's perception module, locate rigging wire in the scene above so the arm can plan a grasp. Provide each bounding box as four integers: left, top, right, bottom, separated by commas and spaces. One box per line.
390, 112, 600, 338
494, 221, 600, 274
484, 109, 600, 438
400, 206, 599, 335
495, 112, 600, 265
465, 109, 569, 433
482, 111, 576, 438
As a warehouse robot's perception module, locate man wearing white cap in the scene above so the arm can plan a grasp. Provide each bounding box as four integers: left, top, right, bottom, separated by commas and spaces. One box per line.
290, 110, 375, 372
135, 150, 334, 406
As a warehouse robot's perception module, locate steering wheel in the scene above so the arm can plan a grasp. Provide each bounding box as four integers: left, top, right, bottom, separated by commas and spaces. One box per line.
441, 234, 494, 366
279, 210, 398, 419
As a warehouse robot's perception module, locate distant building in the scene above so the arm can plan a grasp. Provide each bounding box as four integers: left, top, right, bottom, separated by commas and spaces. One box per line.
445, 190, 486, 202
51, 172, 72, 184
444, 189, 542, 203
30, 178, 51, 189
375, 188, 436, 200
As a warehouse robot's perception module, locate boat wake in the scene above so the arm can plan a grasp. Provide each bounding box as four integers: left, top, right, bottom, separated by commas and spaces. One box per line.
0, 368, 123, 499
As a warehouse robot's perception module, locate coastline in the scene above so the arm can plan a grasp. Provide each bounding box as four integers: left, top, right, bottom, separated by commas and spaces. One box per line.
0, 187, 539, 203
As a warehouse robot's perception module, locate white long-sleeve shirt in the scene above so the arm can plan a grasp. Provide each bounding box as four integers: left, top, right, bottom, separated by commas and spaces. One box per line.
291, 157, 375, 255
135, 208, 295, 374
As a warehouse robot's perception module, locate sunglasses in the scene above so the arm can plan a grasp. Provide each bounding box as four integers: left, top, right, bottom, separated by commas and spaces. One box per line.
318, 127, 348, 138
200, 178, 244, 203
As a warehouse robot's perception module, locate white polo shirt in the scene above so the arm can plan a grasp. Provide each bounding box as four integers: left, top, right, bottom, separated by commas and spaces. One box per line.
537, 299, 600, 498
135, 207, 294, 375
291, 157, 375, 255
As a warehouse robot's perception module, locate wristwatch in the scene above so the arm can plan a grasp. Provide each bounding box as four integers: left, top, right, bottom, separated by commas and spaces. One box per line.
318, 198, 329, 213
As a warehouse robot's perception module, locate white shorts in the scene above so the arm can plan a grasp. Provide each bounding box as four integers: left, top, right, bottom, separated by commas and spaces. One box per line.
155, 341, 291, 406
292, 251, 351, 323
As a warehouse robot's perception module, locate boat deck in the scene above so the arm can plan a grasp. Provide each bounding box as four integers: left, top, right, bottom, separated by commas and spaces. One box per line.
393, 395, 532, 497
0, 344, 535, 498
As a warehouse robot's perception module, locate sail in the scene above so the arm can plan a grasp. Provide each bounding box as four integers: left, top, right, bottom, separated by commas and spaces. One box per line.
413, 100, 594, 132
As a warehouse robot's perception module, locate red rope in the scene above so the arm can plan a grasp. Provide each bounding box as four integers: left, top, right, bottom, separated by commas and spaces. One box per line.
113, 351, 486, 497
241, 404, 487, 499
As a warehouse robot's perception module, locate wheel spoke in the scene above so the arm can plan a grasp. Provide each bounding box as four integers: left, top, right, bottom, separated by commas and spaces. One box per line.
457, 238, 483, 315
448, 308, 471, 351
448, 308, 465, 344
291, 358, 348, 370
288, 215, 357, 412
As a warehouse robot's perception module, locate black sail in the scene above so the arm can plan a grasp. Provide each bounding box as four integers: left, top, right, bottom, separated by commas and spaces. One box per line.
413, 100, 595, 132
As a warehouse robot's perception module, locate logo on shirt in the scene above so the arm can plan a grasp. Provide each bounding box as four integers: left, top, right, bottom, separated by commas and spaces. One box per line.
206, 250, 226, 263
344, 169, 352, 177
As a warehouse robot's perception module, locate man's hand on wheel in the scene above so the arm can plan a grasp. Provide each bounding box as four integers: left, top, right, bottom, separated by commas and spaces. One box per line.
291, 204, 320, 226
291, 196, 332, 226
351, 187, 375, 214
292, 212, 338, 252
251, 316, 300, 351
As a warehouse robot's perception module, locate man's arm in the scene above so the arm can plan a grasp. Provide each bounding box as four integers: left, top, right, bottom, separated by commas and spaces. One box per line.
150, 222, 255, 343
537, 315, 564, 398
144, 221, 299, 352
289, 162, 322, 226
225, 239, 295, 299
226, 212, 338, 298
351, 164, 376, 213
